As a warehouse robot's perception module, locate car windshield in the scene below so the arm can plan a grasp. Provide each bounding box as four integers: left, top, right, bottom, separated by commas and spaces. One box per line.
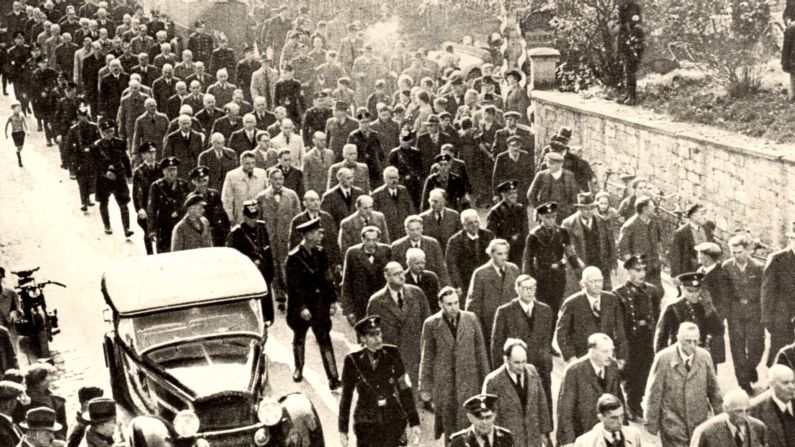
120, 299, 264, 353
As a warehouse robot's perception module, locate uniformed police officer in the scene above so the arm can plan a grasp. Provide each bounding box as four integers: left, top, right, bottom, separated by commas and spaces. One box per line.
146, 156, 191, 253
53, 81, 80, 171
339, 315, 421, 447
187, 21, 214, 65
612, 254, 663, 421
91, 119, 133, 237
189, 166, 230, 246
449, 394, 514, 447
617, 0, 644, 105
131, 142, 162, 255
654, 272, 725, 366
285, 218, 341, 389
486, 179, 528, 266
521, 202, 579, 319
65, 103, 100, 211
226, 200, 275, 324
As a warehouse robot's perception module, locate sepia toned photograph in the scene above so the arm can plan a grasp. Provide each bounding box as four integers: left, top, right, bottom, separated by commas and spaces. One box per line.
0, 0, 792, 446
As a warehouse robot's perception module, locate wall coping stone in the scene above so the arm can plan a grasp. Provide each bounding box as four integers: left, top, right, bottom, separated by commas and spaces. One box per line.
531, 90, 793, 164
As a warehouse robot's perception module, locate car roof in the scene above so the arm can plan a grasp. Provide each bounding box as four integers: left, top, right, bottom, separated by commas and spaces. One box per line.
102, 247, 267, 316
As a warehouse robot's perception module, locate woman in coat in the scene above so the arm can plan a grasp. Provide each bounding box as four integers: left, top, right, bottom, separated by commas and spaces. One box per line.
170, 194, 213, 251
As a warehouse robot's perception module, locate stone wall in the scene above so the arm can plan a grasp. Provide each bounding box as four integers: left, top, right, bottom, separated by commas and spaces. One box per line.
532, 90, 795, 249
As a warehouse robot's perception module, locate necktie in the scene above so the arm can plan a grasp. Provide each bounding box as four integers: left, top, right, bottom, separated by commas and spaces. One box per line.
274, 190, 281, 203
364, 217, 370, 226
499, 268, 505, 280
685, 359, 691, 372
598, 369, 604, 380
397, 291, 404, 310
481, 435, 491, 447
592, 298, 601, 318
734, 429, 743, 447
436, 212, 442, 224
369, 351, 379, 369
285, 135, 290, 145
516, 373, 523, 391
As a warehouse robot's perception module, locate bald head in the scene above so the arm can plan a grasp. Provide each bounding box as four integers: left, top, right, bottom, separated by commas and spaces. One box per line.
769, 364, 795, 401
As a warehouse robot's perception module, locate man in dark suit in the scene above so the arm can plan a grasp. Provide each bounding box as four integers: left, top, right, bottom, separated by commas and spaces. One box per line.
492, 136, 534, 205
372, 166, 416, 243
482, 339, 551, 447
491, 111, 534, 156
129, 52, 160, 87
210, 103, 244, 142
556, 333, 623, 446
561, 192, 617, 294
320, 167, 365, 227
284, 218, 341, 389
405, 248, 441, 313
487, 180, 528, 266
491, 275, 555, 413
197, 133, 238, 192
690, 389, 767, 447
388, 129, 424, 209
670, 204, 716, 279
449, 394, 514, 447
288, 190, 341, 269
750, 365, 795, 447
166, 81, 188, 121
415, 115, 455, 176
274, 150, 305, 200
390, 215, 449, 286
228, 114, 259, 156
340, 226, 392, 325
762, 223, 795, 366
445, 208, 493, 296
556, 266, 628, 363
526, 152, 579, 222
194, 95, 225, 137
0, 381, 23, 446
421, 153, 468, 212
522, 202, 579, 319
419, 189, 461, 255
162, 115, 205, 179
774, 323, 795, 369
98, 59, 129, 120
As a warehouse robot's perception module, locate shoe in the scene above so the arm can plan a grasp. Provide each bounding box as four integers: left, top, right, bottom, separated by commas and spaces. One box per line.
292, 369, 303, 382
104, 227, 113, 235
422, 401, 434, 413
70, 173, 76, 180
277, 302, 286, 313
46, 141, 53, 147
87, 201, 95, 207
124, 229, 134, 238
80, 205, 87, 212
328, 378, 342, 390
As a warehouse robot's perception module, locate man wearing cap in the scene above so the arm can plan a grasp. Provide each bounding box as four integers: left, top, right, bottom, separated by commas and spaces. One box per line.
64, 103, 100, 211
670, 204, 716, 279
503, 69, 530, 125
416, 114, 455, 177
77, 398, 120, 447
289, 190, 341, 263
325, 101, 359, 162
91, 119, 134, 236
696, 241, 730, 353
645, 322, 723, 446
611, 254, 662, 420
763, 223, 795, 366
65, 386, 103, 447
421, 153, 468, 212
522, 201, 578, 318
147, 156, 191, 253
492, 110, 534, 157
339, 315, 421, 447
302, 91, 333, 148
487, 180, 528, 265
527, 151, 578, 221
541, 135, 597, 194
0, 381, 24, 445
561, 192, 616, 294
655, 272, 725, 365
387, 128, 424, 209
227, 200, 275, 323
347, 109, 383, 188
187, 21, 213, 64
618, 196, 664, 288
16, 407, 63, 447
189, 166, 230, 246
235, 46, 260, 103
286, 218, 342, 389
722, 234, 766, 394
449, 394, 513, 447
170, 193, 212, 251
420, 288, 490, 440
131, 142, 161, 254
491, 135, 534, 206
53, 82, 80, 171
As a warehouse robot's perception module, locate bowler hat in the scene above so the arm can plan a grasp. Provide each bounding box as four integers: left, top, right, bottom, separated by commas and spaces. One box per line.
82, 398, 117, 424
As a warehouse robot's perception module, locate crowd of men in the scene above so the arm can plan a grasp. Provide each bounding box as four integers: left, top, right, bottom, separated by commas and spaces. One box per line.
1, 0, 795, 447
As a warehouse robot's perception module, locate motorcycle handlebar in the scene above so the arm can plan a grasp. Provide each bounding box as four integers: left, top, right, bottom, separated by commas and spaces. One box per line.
17, 280, 66, 289
11, 266, 40, 277
42, 281, 67, 288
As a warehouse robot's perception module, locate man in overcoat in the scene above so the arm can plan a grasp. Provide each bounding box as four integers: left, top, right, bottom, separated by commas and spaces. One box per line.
390, 215, 449, 286
690, 389, 767, 447
419, 287, 490, 442
762, 223, 795, 365
373, 166, 416, 243
338, 195, 389, 256
486, 180, 528, 266
341, 227, 392, 325
147, 156, 191, 253
422, 189, 462, 254
644, 322, 723, 447
366, 262, 431, 395
669, 204, 715, 279
561, 192, 616, 295
749, 364, 795, 447
320, 167, 365, 226
197, 132, 238, 192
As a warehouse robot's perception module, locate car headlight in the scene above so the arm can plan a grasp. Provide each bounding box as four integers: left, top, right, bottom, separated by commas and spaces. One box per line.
173, 410, 201, 437
257, 398, 283, 426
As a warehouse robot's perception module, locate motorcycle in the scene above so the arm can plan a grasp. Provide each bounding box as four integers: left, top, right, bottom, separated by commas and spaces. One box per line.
11, 267, 64, 358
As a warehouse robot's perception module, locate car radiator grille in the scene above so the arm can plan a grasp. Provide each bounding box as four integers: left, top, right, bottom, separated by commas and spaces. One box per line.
194, 391, 256, 430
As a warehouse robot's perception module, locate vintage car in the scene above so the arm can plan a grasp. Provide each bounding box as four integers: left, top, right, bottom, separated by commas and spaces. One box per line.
101, 247, 323, 447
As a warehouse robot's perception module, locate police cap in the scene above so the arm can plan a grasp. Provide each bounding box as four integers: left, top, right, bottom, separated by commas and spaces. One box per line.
463, 393, 498, 417
535, 202, 558, 215
158, 156, 180, 170
622, 254, 647, 270
183, 193, 206, 209
99, 119, 117, 131
354, 315, 381, 335
496, 179, 518, 194
189, 166, 210, 180
137, 141, 157, 154
677, 272, 705, 288
295, 217, 322, 234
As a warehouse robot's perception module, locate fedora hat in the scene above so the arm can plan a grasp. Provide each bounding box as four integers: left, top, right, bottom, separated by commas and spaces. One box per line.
575, 192, 597, 208
20, 407, 63, 432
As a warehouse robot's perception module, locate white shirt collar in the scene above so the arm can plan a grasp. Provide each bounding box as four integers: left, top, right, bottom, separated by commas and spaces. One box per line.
466, 232, 479, 241
476, 429, 494, 447
589, 358, 604, 377
701, 263, 717, 274
677, 344, 694, 364
585, 292, 600, 307
551, 169, 563, 180
518, 299, 534, 315
771, 392, 792, 413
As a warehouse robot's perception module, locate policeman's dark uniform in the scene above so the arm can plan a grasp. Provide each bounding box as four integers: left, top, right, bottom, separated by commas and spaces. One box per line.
131, 142, 162, 255
301, 93, 333, 147
617, 0, 644, 105
227, 200, 275, 323
91, 120, 133, 234
521, 202, 576, 318
6, 34, 30, 88
64, 107, 100, 209
339, 316, 420, 447
187, 25, 214, 64
449, 394, 514, 447
486, 180, 528, 265
31, 60, 58, 144
189, 166, 231, 246
387, 135, 424, 209
146, 157, 191, 253
654, 272, 726, 365
612, 255, 663, 419
284, 218, 340, 387
53, 83, 80, 170
421, 153, 468, 212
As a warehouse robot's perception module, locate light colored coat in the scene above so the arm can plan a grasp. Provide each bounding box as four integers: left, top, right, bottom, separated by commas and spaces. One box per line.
270, 131, 305, 170
689, 413, 767, 447
132, 111, 170, 156
327, 161, 370, 193
257, 186, 301, 297
644, 344, 723, 447
483, 364, 551, 447
466, 260, 520, 353
574, 422, 642, 447
303, 147, 335, 195
419, 310, 490, 440
221, 167, 268, 224
338, 211, 390, 256
366, 285, 431, 391
116, 92, 149, 141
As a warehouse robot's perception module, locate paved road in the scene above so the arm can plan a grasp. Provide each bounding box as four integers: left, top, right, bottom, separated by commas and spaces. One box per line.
0, 91, 767, 447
